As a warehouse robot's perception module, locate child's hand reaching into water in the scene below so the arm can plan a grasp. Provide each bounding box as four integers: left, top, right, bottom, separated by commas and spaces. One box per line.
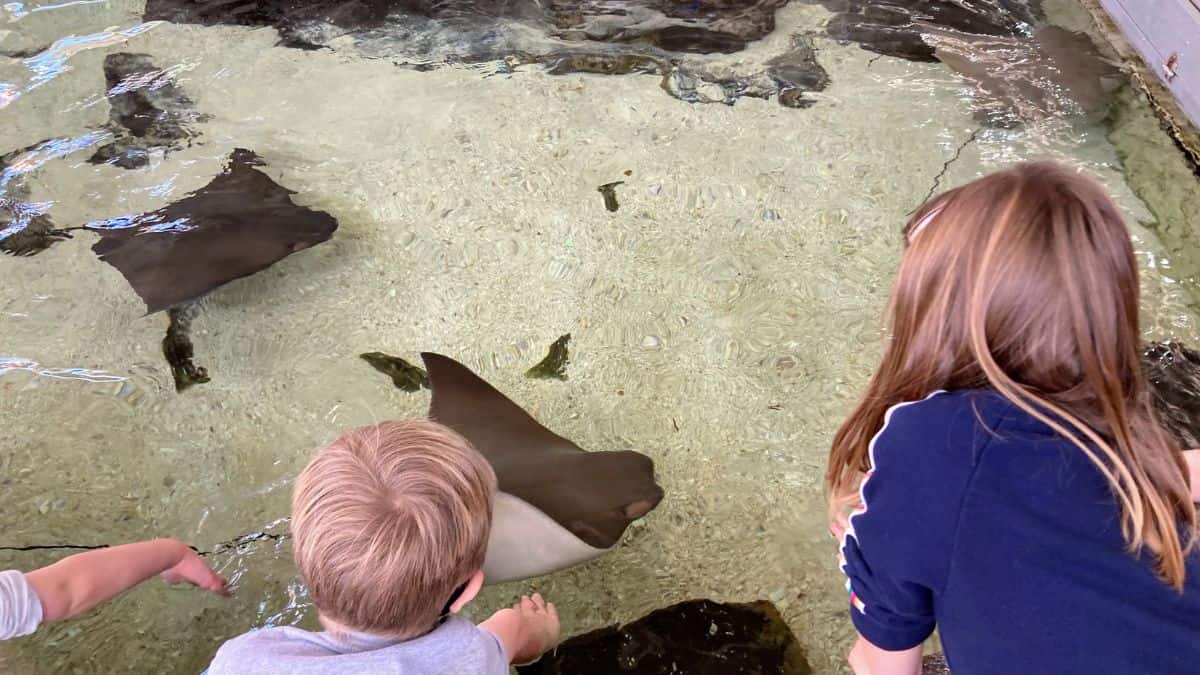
516, 594, 560, 659
26, 538, 229, 625
480, 593, 560, 665
161, 548, 229, 595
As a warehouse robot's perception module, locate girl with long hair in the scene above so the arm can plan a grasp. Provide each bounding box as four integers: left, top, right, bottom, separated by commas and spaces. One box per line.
829, 162, 1200, 674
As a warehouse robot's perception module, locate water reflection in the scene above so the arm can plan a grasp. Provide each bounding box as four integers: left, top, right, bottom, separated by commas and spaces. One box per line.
3, 0, 107, 21
1, 132, 110, 188
0, 83, 18, 109
22, 22, 161, 91
0, 355, 127, 383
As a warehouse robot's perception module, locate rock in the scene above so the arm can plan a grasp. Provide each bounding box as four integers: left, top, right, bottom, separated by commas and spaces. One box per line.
361, 352, 431, 392
1143, 341, 1200, 449
922, 653, 952, 674
526, 334, 571, 380
87, 53, 208, 169
515, 598, 812, 675
142, 0, 829, 108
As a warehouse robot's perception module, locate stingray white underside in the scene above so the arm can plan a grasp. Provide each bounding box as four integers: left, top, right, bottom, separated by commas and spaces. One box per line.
483, 491, 608, 584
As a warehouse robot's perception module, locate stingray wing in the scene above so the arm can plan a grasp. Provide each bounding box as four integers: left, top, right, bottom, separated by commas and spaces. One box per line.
91, 149, 338, 313
423, 351, 579, 463
422, 352, 664, 549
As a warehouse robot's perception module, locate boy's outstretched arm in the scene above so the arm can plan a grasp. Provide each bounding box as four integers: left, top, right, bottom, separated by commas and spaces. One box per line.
25, 538, 228, 623
479, 593, 560, 665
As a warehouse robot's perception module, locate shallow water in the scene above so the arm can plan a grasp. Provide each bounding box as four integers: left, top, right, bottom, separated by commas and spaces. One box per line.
1, 0, 1200, 672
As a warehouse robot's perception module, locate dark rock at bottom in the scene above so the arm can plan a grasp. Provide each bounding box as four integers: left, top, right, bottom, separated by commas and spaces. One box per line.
516, 598, 811, 675
515, 597, 956, 674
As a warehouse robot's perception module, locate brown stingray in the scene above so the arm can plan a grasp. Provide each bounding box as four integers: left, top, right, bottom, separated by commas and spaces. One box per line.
422, 352, 664, 549
927, 25, 1122, 123
89, 148, 338, 313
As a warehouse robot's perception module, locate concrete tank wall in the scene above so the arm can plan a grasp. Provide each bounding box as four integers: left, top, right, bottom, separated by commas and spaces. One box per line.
1099, 0, 1200, 129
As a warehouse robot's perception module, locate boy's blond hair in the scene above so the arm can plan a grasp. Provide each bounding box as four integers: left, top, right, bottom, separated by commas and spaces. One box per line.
292, 419, 496, 638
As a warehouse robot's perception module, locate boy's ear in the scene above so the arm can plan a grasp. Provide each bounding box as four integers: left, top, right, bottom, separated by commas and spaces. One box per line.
450, 569, 485, 613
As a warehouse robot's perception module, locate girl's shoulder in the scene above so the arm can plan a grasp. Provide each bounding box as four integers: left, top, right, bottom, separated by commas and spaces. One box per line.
871, 388, 1038, 470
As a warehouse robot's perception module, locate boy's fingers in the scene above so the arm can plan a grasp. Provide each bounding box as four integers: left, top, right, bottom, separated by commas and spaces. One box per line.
520, 596, 534, 612
531, 593, 545, 609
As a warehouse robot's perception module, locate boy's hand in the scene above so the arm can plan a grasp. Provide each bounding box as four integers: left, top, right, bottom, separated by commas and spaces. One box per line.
481, 592, 560, 665
516, 593, 559, 658
160, 548, 230, 596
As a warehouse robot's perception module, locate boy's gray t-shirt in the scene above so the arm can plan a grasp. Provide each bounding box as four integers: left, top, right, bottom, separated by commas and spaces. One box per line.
206, 616, 508, 675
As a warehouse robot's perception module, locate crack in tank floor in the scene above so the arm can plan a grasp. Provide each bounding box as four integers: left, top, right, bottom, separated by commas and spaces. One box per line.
3, 0, 1200, 672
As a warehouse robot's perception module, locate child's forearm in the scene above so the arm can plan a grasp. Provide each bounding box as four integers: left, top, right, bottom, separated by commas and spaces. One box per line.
480, 595, 558, 665
480, 607, 529, 663
848, 636, 922, 675
1184, 450, 1200, 502
24, 538, 191, 622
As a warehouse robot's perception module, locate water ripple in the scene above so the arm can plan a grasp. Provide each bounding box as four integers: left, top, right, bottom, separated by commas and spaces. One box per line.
0, 355, 126, 384
0, 83, 18, 110
1, 132, 110, 188
22, 22, 161, 91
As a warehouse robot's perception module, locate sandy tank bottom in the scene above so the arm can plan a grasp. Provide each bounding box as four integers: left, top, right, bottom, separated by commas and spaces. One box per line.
2, 1, 1200, 672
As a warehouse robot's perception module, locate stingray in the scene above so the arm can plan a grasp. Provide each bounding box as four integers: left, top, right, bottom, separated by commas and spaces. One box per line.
2, 147, 337, 389
421, 352, 664, 582
86, 148, 338, 389
90, 148, 337, 314
926, 25, 1123, 125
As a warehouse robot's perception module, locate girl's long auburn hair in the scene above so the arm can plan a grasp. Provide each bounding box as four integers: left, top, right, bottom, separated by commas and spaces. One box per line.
827, 161, 1198, 589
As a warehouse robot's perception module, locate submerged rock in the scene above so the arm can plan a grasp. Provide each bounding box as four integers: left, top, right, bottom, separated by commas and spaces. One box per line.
361, 352, 431, 392
597, 182, 622, 212
88, 53, 208, 169
0, 141, 72, 256
768, 35, 830, 109
526, 334, 570, 380
142, 0, 828, 108
515, 598, 812, 675
1143, 341, 1200, 449
144, 0, 788, 56
922, 653, 951, 674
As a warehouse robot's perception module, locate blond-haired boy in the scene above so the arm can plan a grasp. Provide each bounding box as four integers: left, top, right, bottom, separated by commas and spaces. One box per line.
207, 419, 559, 673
